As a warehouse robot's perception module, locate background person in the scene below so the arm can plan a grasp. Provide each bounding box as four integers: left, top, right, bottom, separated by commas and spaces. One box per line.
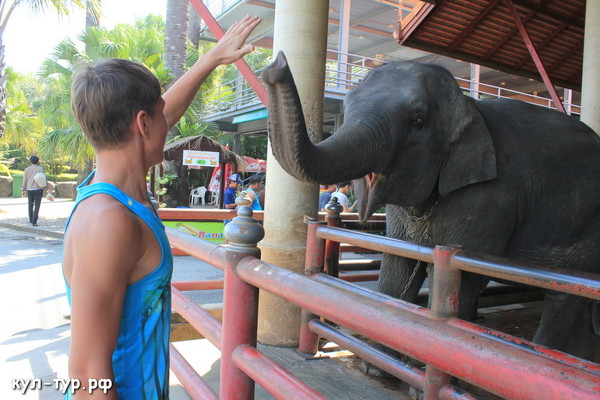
331, 181, 357, 213
63, 15, 260, 399
223, 173, 243, 209
318, 184, 336, 211
246, 175, 263, 210
21, 155, 46, 226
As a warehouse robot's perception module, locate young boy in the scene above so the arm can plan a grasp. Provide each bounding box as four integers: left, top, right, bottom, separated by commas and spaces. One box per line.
63, 16, 260, 399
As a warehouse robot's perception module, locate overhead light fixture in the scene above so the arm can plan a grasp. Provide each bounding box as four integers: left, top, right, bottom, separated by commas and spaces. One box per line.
359, 35, 366, 39
329, 7, 335, 13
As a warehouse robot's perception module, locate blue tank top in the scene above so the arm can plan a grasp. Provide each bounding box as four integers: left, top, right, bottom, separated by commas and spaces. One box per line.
64, 172, 173, 399
246, 187, 262, 211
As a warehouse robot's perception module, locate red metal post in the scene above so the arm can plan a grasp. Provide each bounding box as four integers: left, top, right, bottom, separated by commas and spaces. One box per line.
505, 0, 566, 113
219, 206, 265, 400
170, 344, 219, 400
188, 0, 268, 106
299, 219, 327, 355
172, 279, 224, 291
424, 245, 463, 400
236, 258, 600, 400
324, 198, 344, 277
338, 271, 379, 282
165, 227, 228, 270
171, 287, 223, 348
232, 344, 329, 399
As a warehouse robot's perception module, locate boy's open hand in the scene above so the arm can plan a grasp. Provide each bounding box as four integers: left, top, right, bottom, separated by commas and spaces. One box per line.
209, 15, 261, 66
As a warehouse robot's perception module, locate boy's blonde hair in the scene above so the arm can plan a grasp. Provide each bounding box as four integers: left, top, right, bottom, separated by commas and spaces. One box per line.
71, 59, 162, 149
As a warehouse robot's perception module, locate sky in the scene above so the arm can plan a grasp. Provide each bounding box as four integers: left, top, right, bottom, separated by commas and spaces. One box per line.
4, 0, 166, 74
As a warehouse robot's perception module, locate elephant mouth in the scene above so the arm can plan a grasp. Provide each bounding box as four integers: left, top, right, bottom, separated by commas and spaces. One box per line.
366, 172, 378, 187
359, 172, 386, 222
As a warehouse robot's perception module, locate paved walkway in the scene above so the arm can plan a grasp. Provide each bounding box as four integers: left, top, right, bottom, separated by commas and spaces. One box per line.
0, 197, 72, 239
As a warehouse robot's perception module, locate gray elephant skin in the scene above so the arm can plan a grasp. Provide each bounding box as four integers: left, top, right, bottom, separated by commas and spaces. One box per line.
262, 51, 600, 360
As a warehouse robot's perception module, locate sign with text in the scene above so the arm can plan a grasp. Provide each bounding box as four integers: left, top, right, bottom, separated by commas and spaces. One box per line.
183, 150, 219, 168
163, 221, 225, 244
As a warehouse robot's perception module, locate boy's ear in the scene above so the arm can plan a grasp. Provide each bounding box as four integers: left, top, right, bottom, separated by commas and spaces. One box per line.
133, 110, 150, 138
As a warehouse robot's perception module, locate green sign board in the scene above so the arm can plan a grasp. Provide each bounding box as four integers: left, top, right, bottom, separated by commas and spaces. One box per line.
163, 220, 225, 244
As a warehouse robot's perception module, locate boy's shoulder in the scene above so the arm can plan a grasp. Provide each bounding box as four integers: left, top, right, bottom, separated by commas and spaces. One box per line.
68, 194, 143, 240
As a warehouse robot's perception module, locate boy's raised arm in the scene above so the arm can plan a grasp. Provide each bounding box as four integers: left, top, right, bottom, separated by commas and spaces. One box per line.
163, 15, 261, 129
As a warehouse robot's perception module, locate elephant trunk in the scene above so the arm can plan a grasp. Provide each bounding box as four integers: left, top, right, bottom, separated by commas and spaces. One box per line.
262, 52, 381, 184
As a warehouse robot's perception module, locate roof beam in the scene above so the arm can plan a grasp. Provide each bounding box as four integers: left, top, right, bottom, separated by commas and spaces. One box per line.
512, 0, 585, 29
481, 6, 537, 62
505, 0, 565, 113
448, 0, 502, 52
189, 0, 268, 107
513, 3, 586, 70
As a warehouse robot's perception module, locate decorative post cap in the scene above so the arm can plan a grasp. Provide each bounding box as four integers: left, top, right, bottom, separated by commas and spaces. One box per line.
236, 191, 252, 208
325, 196, 343, 218
224, 205, 265, 252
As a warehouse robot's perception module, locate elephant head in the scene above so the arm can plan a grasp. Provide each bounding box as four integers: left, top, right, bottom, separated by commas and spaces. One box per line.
262, 52, 497, 219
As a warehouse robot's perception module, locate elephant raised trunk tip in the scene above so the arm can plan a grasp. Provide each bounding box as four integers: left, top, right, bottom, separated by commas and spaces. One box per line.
261, 51, 289, 85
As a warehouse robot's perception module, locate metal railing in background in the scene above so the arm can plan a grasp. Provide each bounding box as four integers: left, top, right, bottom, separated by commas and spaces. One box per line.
202, 0, 242, 19
200, 49, 580, 121
299, 206, 600, 399
166, 200, 600, 399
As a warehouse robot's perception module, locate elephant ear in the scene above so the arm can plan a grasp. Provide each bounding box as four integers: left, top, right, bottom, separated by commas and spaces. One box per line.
438, 97, 497, 196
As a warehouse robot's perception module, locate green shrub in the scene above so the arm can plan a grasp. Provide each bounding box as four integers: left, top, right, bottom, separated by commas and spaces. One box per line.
4, 149, 23, 159
46, 173, 78, 182
0, 164, 10, 177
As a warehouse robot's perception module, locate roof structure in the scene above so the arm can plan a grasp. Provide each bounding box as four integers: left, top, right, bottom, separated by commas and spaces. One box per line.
397, 0, 586, 90
163, 134, 247, 170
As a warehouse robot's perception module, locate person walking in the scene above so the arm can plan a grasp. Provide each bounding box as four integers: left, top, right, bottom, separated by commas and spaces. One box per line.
21, 155, 46, 226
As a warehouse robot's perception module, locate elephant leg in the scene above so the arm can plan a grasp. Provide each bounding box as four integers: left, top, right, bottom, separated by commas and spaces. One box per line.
361, 254, 428, 378
533, 292, 593, 360
457, 272, 490, 321
378, 253, 428, 303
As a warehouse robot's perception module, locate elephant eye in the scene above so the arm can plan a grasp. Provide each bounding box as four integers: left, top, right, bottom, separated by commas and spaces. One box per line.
414, 116, 425, 127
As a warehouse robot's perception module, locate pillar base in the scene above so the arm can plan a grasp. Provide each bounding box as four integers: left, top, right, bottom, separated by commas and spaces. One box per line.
256, 243, 306, 346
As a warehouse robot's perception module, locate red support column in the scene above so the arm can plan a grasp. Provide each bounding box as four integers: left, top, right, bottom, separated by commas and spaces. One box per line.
299, 219, 327, 355
505, 0, 566, 113
324, 198, 344, 277
219, 204, 265, 400
424, 245, 463, 400
188, 0, 268, 106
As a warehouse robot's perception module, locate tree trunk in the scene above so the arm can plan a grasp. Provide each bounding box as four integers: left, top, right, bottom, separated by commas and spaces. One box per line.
165, 0, 189, 90
188, 6, 201, 49
86, 0, 101, 28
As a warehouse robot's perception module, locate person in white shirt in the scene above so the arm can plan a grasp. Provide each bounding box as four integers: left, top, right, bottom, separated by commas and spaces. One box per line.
331, 181, 357, 213
21, 155, 46, 226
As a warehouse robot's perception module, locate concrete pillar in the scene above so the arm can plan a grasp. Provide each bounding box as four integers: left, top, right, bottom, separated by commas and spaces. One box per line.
581, 1, 600, 134
258, 0, 329, 346
469, 63, 480, 99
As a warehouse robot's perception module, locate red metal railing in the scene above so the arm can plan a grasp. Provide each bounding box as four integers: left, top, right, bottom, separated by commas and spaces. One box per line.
167, 206, 600, 399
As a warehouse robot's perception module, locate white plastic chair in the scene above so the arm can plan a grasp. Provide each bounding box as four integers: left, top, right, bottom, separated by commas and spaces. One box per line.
190, 186, 208, 206
208, 190, 219, 206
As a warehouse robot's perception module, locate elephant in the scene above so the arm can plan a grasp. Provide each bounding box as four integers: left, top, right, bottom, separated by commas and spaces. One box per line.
262, 51, 600, 361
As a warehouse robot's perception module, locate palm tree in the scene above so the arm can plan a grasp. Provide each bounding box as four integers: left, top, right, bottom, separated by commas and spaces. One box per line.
0, 0, 100, 139
37, 17, 168, 177
3, 67, 45, 154
164, 0, 188, 87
